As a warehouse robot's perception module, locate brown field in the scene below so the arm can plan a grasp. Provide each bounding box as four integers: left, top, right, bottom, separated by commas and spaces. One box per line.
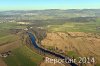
41, 32, 100, 66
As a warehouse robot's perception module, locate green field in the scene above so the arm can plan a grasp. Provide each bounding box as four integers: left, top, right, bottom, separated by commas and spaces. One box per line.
3, 46, 43, 66
0, 22, 43, 66
0, 35, 18, 46
47, 21, 100, 33
96, 64, 100, 66
0, 22, 27, 36
0, 22, 27, 29
67, 51, 79, 58
0, 22, 25, 45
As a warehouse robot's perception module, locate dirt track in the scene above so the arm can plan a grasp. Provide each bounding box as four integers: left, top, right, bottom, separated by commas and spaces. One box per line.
0, 58, 7, 66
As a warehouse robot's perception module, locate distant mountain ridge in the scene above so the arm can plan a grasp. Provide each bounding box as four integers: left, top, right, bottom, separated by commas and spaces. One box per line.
0, 9, 100, 17
0, 9, 100, 23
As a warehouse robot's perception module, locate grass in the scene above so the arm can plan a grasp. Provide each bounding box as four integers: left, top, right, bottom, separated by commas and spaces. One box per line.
67, 51, 79, 58
47, 21, 100, 33
0, 22, 17, 29
0, 22, 27, 38
0, 22, 28, 45
0, 30, 10, 38
3, 46, 43, 66
96, 63, 100, 66
0, 35, 18, 45
0, 22, 27, 30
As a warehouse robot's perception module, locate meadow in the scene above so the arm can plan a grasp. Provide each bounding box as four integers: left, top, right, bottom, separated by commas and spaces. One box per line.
46, 21, 100, 33
3, 46, 43, 66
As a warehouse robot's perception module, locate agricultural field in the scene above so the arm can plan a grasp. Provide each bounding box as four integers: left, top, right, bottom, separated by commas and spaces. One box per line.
0, 22, 43, 66
46, 21, 100, 33
3, 46, 43, 66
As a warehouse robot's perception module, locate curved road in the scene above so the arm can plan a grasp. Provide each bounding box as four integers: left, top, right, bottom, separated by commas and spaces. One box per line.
28, 32, 78, 66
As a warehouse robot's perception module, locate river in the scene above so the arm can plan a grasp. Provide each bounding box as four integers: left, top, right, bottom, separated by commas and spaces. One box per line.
28, 32, 78, 66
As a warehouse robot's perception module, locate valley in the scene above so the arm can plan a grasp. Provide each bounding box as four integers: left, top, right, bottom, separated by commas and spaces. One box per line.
0, 9, 100, 66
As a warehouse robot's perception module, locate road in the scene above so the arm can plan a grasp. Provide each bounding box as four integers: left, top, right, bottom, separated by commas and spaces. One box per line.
28, 32, 78, 66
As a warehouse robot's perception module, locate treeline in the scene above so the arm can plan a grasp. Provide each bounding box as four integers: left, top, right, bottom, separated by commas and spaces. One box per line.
68, 17, 96, 22
18, 17, 97, 27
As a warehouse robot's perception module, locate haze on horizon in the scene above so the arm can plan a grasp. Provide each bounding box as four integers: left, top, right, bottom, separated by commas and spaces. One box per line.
0, 0, 100, 11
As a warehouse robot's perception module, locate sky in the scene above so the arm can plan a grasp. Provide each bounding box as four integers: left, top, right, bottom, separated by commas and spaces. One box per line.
0, 0, 100, 11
